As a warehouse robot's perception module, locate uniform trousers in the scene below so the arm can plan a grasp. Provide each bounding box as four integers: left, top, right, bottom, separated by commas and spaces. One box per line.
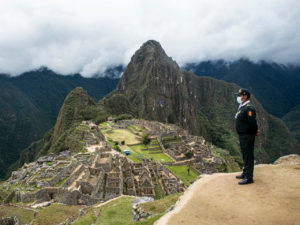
239, 134, 255, 179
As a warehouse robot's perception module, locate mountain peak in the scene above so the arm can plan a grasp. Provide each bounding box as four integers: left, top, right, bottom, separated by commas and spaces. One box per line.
139, 40, 165, 53
51, 87, 95, 145
117, 40, 180, 94
129, 40, 169, 65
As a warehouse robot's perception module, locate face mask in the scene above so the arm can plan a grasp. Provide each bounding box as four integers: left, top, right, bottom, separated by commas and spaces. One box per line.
237, 96, 242, 104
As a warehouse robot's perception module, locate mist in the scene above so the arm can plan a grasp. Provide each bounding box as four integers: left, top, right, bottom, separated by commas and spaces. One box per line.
0, 0, 299, 77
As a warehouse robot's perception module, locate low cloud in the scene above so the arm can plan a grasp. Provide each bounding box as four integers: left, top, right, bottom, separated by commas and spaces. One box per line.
0, 0, 299, 77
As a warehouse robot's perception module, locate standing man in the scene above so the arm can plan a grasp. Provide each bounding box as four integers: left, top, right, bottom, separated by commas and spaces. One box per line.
235, 88, 259, 185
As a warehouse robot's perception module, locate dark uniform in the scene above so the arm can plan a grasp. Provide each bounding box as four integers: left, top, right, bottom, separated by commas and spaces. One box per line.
235, 91, 258, 181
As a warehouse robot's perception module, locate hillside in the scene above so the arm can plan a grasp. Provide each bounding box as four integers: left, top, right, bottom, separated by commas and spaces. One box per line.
282, 104, 300, 142
0, 70, 119, 179
156, 154, 300, 225
184, 60, 300, 118
101, 40, 300, 164
184, 60, 300, 143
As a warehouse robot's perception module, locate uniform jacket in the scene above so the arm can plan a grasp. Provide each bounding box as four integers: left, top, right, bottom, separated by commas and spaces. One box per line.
235, 101, 258, 135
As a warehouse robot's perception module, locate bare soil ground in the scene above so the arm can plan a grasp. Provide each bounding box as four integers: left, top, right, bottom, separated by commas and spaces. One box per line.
156, 164, 300, 225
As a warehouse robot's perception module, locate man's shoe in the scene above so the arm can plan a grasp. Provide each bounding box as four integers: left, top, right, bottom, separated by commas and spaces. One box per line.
238, 178, 254, 185
236, 174, 245, 179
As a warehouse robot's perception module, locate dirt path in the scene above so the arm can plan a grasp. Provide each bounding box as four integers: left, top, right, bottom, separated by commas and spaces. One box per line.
155, 164, 300, 225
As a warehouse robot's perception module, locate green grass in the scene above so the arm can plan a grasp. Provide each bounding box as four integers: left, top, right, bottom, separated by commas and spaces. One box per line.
95, 196, 134, 225
134, 214, 164, 225
72, 208, 97, 225
0, 205, 35, 225
166, 165, 198, 186
147, 153, 173, 163
162, 136, 180, 142
56, 176, 68, 187
126, 145, 173, 163
34, 203, 82, 225
98, 122, 113, 130
138, 192, 182, 214
154, 177, 166, 199
211, 148, 240, 172
102, 129, 140, 145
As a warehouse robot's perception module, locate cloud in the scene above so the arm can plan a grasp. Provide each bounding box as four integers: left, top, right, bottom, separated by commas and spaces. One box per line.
0, 0, 299, 77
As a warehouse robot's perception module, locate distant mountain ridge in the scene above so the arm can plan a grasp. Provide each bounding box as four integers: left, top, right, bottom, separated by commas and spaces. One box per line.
184, 60, 300, 117
184, 59, 300, 142
0, 70, 119, 179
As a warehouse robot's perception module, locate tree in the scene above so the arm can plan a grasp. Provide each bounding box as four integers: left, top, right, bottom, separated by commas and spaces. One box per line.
142, 134, 151, 145
185, 152, 193, 159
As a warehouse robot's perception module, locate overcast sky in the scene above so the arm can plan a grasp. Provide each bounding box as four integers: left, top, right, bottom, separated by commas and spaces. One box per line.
0, 0, 300, 77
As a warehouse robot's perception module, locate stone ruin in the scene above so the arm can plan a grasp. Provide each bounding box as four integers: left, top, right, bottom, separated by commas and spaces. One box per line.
1, 119, 228, 206
4, 146, 184, 206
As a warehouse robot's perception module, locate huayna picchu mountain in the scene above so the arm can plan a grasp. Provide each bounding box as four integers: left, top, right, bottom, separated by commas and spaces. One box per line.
101, 40, 300, 163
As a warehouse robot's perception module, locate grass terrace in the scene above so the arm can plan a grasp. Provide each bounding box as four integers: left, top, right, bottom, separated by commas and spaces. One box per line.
95, 196, 134, 225
123, 144, 173, 163
34, 204, 82, 225
72, 208, 97, 225
128, 124, 145, 136
162, 135, 183, 144
0, 205, 35, 225
134, 193, 183, 225
138, 192, 183, 214
102, 129, 141, 145
98, 121, 113, 130
166, 165, 198, 186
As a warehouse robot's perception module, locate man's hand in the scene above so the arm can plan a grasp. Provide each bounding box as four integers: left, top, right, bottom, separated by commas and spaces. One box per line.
256, 130, 261, 136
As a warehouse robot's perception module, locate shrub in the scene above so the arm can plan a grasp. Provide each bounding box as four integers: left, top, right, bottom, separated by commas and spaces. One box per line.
115, 145, 121, 152
142, 135, 151, 145
185, 152, 193, 159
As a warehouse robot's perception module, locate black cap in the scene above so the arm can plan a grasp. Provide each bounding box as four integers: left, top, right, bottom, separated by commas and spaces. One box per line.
235, 88, 251, 98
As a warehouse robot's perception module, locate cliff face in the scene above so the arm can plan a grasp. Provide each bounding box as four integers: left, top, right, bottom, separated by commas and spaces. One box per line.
102, 40, 300, 162
116, 40, 195, 129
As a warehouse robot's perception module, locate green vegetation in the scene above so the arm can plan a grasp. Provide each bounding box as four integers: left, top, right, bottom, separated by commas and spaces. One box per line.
166, 165, 198, 186
134, 192, 183, 224
56, 176, 68, 187
95, 196, 134, 225
138, 192, 183, 214
102, 128, 140, 145
0, 184, 10, 202
185, 152, 193, 159
211, 148, 240, 172
265, 115, 300, 163
134, 214, 164, 225
142, 134, 151, 145
100, 123, 173, 164
72, 208, 97, 225
154, 176, 166, 199
128, 144, 173, 163
282, 104, 300, 143
34, 204, 82, 225
114, 114, 133, 122
0, 205, 35, 225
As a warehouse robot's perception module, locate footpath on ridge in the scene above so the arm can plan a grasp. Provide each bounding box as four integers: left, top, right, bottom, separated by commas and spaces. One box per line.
155, 155, 300, 225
